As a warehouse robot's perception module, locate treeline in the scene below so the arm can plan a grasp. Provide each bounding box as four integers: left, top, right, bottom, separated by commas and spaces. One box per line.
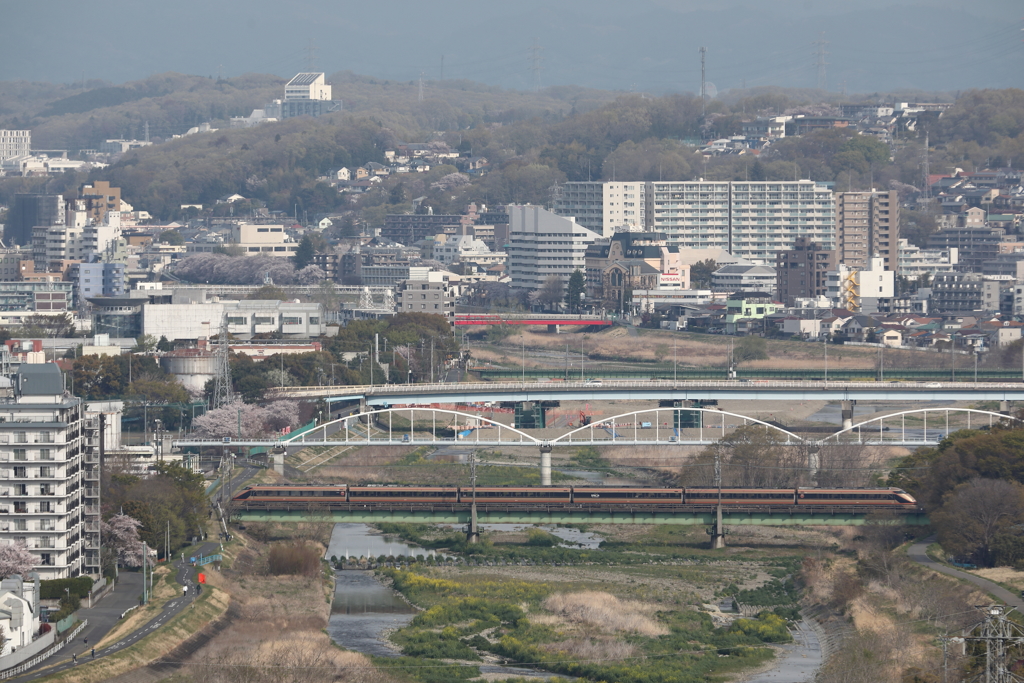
889, 424, 1024, 567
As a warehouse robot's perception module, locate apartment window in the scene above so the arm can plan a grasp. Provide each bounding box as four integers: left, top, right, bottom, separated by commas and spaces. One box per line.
39, 467, 54, 478
39, 553, 52, 566
13, 466, 26, 478
14, 519, 26, 530
13, 502, 26, 513
39, 449, 52, 460
38, 432, 53, 444
13, 484, 26, 496
39, 501, 52, 513
40, 519, 54, 531
13, 449, 26, 461
227, 317, 247, 325
14, 432, 26, 444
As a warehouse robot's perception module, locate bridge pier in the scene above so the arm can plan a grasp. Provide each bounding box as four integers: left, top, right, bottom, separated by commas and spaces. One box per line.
547, 324, 560, 334
272, 447, 285, 475
540, 444, 552, 486
841, 400, 856, 430
466, 502, 480, 543
708, 505, 727, 549
1000, 400, 1011, 416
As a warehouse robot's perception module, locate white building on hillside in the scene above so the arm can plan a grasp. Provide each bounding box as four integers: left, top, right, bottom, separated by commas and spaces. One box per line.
0, 575, 41, 655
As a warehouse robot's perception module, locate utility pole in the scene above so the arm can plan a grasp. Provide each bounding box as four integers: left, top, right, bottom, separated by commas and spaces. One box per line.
699, 47, 707, 118
418, 72, 424, 103
528, 39, 543, 91
813, 32, 829, 90
924, 130, 931, 199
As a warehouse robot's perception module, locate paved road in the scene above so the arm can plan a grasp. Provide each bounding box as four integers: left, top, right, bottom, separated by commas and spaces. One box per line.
745, 619, 822, 683
11, 467, 260, 681
907, 536, 1024, 610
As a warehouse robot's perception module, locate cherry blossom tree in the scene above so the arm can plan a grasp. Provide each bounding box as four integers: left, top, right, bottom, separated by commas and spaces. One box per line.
101, 513, 144, 567
0, 541, 37, 580
191, 400, 300, 439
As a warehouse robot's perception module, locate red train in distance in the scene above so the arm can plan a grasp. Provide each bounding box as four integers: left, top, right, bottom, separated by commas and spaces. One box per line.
232, 485, 918, 507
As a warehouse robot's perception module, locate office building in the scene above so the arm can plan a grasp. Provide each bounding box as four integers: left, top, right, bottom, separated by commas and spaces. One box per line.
0, 364, 101, 579
776, 238, 838, 305
836, 190, 899, 271
395, 272, 456, 321
507, 205, 600, 291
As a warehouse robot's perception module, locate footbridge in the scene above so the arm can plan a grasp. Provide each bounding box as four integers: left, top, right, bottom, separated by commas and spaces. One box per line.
267, 379, 1024, 405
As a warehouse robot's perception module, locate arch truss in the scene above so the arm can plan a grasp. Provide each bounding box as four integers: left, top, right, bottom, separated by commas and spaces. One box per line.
817, 408, 1022, 446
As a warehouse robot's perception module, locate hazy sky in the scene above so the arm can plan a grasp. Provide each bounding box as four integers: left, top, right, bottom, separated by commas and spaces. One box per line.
2, 0, 1021, 94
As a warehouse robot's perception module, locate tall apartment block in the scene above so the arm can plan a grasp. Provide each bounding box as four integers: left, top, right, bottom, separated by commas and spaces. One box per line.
553, 182, 646, 236
775, 238, 838, 305
836, 190, 899, 271
554, 180, 835, 263
0, 364, 100, 579
507, 205, 600, 290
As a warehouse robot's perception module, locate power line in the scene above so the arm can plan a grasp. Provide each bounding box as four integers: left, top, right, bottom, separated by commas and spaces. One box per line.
528, 38, 544, 91
813, 31, 829, 90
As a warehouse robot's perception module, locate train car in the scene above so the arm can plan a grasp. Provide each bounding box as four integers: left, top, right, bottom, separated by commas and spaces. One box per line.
348, 486, 458, 504
796, 487, 917, 506
232, 485, 347, 503
464, 487, 572, 504
572, 487, 683, 504
684, 488, 796, 505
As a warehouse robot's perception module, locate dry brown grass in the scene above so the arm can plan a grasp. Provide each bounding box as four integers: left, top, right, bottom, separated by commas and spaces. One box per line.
313, 445, 416, 482
542, 591, 669, 636
542, 637, 638, 662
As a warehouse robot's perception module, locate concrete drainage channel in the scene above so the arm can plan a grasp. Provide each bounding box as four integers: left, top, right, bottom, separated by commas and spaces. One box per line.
800, 604, 849, 664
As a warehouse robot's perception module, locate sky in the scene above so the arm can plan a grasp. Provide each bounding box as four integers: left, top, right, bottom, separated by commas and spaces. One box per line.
2, 0, 1021, 95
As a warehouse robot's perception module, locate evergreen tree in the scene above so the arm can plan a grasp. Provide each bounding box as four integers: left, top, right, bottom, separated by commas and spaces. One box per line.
566, 269, 585, 313
293, 234, 315, 270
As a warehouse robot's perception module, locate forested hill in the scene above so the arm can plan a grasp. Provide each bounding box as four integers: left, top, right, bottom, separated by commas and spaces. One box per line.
2, 72, 1024, 234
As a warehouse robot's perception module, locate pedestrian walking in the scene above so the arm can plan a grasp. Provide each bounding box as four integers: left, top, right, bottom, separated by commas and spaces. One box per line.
91, 648, 95, 658
72, 653, 77, 664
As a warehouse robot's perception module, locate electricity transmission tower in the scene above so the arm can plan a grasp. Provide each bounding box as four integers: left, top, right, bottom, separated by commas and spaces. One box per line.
528, 39, 543, 91
813, 32, 829, 90
946, 605, 1024, 683
212, 317, 234, 410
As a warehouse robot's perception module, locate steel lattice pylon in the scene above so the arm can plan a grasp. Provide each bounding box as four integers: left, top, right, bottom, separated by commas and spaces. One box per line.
212, 317, 234, 410
950, 605, 1024, 683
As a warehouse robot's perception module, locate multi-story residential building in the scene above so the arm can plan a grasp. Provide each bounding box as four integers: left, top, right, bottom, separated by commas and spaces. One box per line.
825, 256, 895, 313
713, 264, 778, 296
0, 130, 30, 162
553, 181, 646, 236
897, 239, 959, 279
775, 238, 837, 305
80, 181, 121, 226
395, 272, 456, 321
836, 190, 899, 271
507, 205, 600, 291
7, 194, 64, 247
930, 273, 983, 312
74, 261, 127, 300
0, 364, 100, 579
32, 223, 85, 270
643, 180, 835, 262
927, 226, 1005, 270
0, 281, 74, 312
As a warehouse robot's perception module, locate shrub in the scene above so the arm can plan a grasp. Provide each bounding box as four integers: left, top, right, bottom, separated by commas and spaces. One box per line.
728, 613, 792, 643
526, 528, 558, 547
267, 542, 321, 576
40, 577, 93, 600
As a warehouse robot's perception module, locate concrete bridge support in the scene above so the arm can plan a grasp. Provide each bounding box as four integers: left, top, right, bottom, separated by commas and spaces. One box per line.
272, 448, 285, 475
466, 503, 480, 543
708, 505, 727, 549
1000, 400, 1011, 416
840, 400, 856, 430
540, 444, 552, 486
547, 324, 560, 334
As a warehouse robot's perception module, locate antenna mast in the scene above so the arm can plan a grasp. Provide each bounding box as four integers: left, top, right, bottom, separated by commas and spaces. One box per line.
700, 47, 707, 118
212, 317, 234, 409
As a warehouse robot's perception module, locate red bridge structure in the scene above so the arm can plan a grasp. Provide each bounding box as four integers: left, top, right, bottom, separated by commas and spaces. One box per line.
454, 314, 613, 332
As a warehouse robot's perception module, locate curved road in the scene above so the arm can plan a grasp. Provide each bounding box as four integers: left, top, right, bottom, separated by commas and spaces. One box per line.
907, 536, 1024, 610
9, 465, 260, 682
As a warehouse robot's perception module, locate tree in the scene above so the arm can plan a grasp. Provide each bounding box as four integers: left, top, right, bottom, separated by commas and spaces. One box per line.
690, 259, 717, 289
101, 513, 144, 567
246, 284, 288, 301
0, 541, 36, 580
293, 234, 316, 270
734, 336, 768, 363
690, 426, 806, 488
533, 276, 564, 311
565, 269, 585, 314
931, 478, 1024, 565
156, 335, 172, 352
159, 229, 184, 245
132, 334, 158, 353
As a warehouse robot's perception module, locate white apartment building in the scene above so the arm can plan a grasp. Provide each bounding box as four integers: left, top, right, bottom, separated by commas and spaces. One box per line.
432, 234, 494, 265
896, 239, 959, 279
395, 271, 456, 321
826, 256, 894, 312
645, 180, 835, 263
554, 180, 835, 263
553, 182, 646, 236
0, 364, 101, 579
507, 205, 601, 290
0, 130, 30, 162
